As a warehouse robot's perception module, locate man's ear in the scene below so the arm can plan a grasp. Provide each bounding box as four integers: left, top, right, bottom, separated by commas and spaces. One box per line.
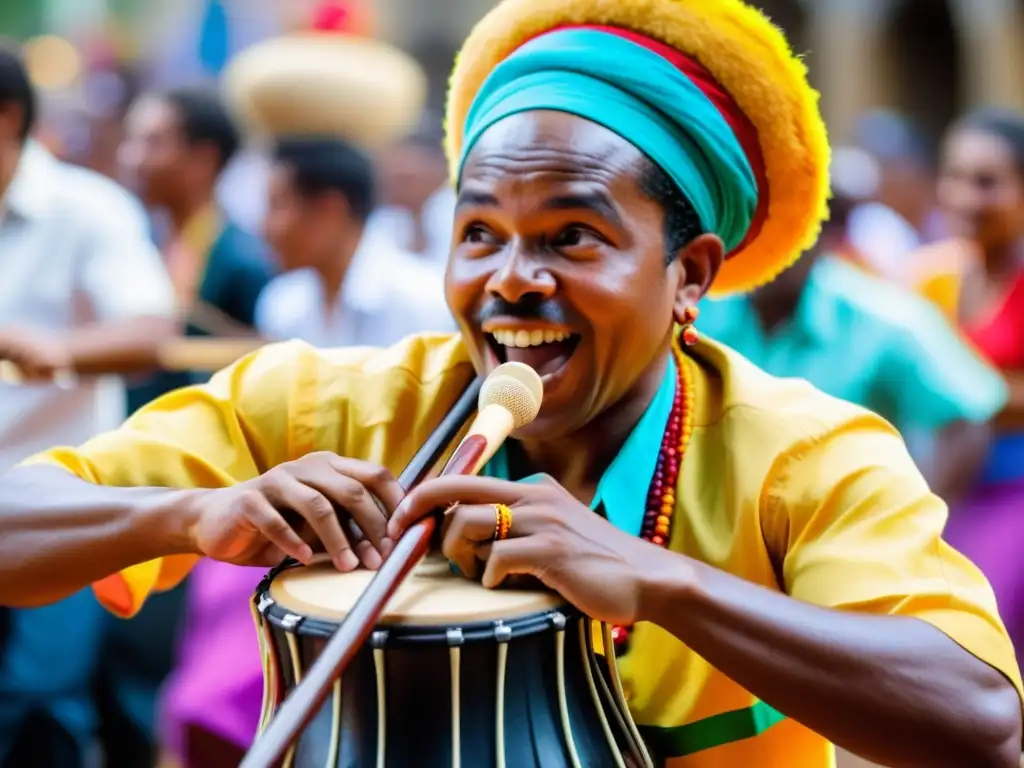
672, 233, 724, 324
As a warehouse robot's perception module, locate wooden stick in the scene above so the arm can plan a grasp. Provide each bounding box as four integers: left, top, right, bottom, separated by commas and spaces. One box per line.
239, 375, 484, 768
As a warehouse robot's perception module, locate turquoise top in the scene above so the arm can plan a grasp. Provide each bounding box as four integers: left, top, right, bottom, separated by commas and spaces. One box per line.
458, 27, 757, 252
697, 256, 1008, 435
484, 356, 677, 536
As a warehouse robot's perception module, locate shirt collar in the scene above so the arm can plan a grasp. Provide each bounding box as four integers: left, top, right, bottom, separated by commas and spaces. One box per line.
483, 354, 677, 537
2, 141, 55, 221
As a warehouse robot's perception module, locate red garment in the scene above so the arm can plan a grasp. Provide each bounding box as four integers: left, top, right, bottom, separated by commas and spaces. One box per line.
963, 273, 1024, 371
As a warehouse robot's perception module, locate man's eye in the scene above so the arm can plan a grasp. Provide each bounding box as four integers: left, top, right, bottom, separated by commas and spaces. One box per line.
463, 225, 494, 244
551, 226, 599, 248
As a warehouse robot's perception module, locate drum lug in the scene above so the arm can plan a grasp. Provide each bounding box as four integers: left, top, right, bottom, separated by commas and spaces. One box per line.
446, 628, 465, 647
371, 630, 389, 649
281, 612, 303, 631
257, 594, 274, 615
550, 611, 567, 631
493, 622, 512, 644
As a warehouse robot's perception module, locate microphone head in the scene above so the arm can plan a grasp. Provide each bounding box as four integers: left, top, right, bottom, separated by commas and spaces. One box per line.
479, 362, 544, 429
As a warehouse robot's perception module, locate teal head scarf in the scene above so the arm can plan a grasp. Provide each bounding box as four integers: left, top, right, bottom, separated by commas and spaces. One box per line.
457, 28, 758, 252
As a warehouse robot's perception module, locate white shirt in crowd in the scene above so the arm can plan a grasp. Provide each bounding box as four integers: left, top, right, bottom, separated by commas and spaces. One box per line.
846, 202, 923, 286
0, 142, 177, 471
363, 185, 456, 274
255, 229, 455, 349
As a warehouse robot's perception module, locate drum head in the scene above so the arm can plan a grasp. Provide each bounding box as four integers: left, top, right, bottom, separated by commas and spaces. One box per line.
268, 554, 564, 626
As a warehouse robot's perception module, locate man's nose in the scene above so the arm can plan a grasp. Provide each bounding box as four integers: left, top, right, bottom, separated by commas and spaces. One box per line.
484, 245, 557, 305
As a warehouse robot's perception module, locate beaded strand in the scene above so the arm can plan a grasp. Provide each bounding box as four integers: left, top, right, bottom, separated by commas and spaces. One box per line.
611, 332, 696, 655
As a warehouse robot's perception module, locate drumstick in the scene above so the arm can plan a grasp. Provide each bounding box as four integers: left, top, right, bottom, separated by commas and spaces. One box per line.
240, 362, 544, 768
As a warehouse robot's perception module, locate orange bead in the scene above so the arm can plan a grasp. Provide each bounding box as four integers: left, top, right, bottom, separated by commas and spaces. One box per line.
663, 493, 675, 505
660, 503, 673, 516
656, 514, 671, 527
655, 524, 670, 537
652, 535, 665, 547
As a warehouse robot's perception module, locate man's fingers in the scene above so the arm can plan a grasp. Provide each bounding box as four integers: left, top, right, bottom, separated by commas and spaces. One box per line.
240, 493, 313, 565
330, 457, 406, 513
263, 475, 358, 571
298, 465, 391, 557
481, 537, 550, 590
440, 504, 500, 581
388, 475, 531, 539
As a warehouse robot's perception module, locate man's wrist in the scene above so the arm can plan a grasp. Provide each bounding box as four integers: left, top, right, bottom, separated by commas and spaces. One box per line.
635, 544, 703, 624
135, 488, 207, 557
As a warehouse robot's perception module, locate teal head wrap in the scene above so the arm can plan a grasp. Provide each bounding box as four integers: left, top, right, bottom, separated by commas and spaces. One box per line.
458, 28, 758, 252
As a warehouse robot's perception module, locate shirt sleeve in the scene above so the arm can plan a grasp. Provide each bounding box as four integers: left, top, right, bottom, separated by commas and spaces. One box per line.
876, 301, 1007, 430
24, 340, 321, 617
77, 189, 178, 322
770, 419, 1023, 702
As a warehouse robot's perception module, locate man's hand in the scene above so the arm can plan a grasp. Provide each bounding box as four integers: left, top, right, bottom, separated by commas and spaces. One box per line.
388, 474, 685, 625
191, 453, 405, 571
0, 326, 72, 382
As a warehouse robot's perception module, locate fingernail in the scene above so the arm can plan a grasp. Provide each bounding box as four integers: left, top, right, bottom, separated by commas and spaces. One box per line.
298, 545, 314, 564
335, 551, 359, 571
380, 537, 394, 558
363, 549, 383, 571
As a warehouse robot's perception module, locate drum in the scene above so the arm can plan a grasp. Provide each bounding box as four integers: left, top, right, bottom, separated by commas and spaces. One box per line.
252, 555, 653, 768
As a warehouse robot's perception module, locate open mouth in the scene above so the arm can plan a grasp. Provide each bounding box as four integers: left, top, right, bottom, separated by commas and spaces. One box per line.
486, 328, 581, 379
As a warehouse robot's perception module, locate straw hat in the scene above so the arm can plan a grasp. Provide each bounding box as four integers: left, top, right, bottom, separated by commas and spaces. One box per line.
223, 32, 427, 149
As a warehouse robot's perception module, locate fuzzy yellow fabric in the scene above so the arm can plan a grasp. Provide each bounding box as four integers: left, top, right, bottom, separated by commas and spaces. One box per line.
445, 0, 831, 296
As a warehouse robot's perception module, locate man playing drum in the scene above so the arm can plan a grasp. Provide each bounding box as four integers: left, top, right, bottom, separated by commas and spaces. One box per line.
0, 0, 1021, 765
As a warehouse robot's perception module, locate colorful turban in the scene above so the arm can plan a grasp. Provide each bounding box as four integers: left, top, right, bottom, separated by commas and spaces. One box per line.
445, 0, 831, 296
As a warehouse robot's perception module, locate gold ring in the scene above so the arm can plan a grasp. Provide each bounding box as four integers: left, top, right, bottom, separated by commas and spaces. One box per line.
493, 503, 512, 541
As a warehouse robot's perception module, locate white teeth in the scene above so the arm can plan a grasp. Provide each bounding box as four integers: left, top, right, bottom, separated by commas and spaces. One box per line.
490, 329, 571, 348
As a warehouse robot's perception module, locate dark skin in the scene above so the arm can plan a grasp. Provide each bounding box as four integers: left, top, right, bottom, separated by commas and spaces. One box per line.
0, 95, 175, 380
262, 163, 364, 311
939, 127, 1024, 430
748, 245, 991, 506
0, 112, 1019, 767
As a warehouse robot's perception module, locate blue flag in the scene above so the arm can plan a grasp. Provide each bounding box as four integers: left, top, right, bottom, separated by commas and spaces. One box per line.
198, 0, 230, 75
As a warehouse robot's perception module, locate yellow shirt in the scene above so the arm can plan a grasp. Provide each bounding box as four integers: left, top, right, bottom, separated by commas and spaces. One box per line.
28, 334, 1022, 766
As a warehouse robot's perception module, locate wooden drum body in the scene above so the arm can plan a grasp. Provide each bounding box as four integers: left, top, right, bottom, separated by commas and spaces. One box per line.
252, 555, 651, 768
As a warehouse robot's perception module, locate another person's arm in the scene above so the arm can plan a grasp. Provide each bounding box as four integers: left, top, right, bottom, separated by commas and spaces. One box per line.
995, 371, 1024, 430
0, 190, 178, 379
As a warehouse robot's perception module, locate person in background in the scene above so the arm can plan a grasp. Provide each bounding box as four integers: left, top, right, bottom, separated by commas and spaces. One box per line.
848, 110, 942, 285
698, 189, 1005, 507
367, 127, 454, 275
119, 87, 275, 401
914, 108, 1024, 654
0, 45, 178, 768
255, 135, 453, 346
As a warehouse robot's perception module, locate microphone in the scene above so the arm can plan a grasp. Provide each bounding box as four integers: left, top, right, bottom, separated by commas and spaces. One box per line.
440, 361, 544, 477
240, 362, 544, 768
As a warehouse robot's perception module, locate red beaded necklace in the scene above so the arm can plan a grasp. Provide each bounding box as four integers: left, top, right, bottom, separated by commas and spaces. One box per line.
611, 327, 696, 655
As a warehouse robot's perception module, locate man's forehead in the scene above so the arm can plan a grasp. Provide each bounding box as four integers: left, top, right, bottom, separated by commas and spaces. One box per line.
461, 111, 645, 185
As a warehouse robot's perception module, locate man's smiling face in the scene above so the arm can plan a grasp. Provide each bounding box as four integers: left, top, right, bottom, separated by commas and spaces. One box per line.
446, 110, 720, 440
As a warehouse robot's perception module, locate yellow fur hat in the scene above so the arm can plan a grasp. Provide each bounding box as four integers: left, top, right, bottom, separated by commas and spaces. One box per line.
445, 0, 830, 296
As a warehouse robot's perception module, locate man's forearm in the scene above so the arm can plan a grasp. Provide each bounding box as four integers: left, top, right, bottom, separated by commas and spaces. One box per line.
0, 466, 198, 608
640, 551, 1022, 767
67, 315, 178, 375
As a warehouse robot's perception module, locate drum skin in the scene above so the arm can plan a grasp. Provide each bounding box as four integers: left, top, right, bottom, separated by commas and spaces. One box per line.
254, 556, 642, 768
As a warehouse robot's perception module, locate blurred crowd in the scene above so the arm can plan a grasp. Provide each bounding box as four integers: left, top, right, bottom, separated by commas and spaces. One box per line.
1, 3, 1024, 768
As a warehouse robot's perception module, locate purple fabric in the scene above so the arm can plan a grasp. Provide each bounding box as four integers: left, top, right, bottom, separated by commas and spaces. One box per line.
945, 480, 1024, 653
160, 559, 266, 761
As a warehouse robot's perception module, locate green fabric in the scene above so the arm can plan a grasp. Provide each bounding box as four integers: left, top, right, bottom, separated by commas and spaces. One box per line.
639, 700, 787, 758
483, 356, 676, 536
458, 28, 757, 251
